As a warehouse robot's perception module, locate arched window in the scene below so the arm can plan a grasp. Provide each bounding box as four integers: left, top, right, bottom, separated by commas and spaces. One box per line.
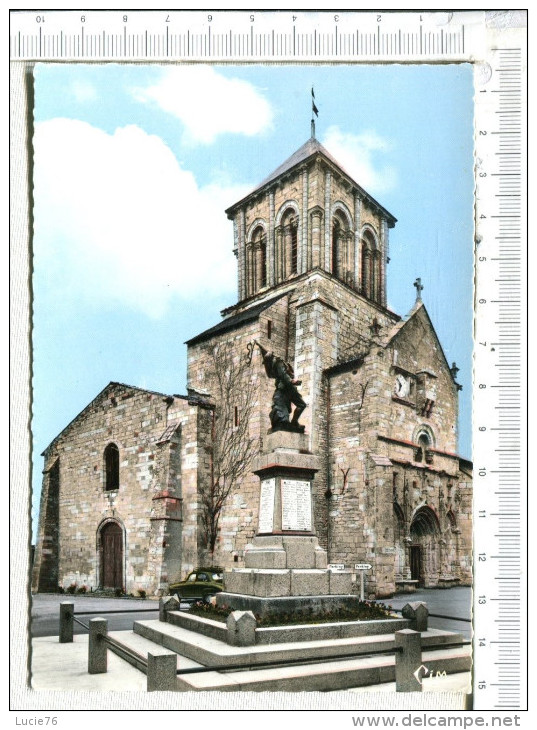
361, 230, 373, 299
415, 433, 429, 463
245, 243, 254, 296
418, 432, 430, 449
280, 210, 298, 278
372, 250, 381, 302
332, 218, 342, 278
291, 225, 298, 274
260, 236, 267, 287
415, 426, 435, 463
332, 211, 352, 284
251, 225, 267, 290
361, 229, 381, 304
104, 443, 119, 491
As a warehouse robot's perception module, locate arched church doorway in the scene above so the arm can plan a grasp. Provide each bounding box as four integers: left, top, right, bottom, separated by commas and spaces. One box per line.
99, 520, 124, 590
409, 506, 441, 586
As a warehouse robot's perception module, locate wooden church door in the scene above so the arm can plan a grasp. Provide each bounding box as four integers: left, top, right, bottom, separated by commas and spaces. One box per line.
101, 522, 123, 589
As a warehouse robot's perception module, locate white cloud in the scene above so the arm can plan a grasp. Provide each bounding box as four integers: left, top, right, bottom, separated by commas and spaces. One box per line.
71, 80, 98, 103
321, 125, 397, 196
131, 66, 273, 145
33, 118, 250, 317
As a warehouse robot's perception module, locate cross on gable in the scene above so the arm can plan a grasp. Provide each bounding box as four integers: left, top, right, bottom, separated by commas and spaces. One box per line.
413, 277, 424, 301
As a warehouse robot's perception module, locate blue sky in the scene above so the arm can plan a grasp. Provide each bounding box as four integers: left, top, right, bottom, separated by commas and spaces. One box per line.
32, 63, 474, 534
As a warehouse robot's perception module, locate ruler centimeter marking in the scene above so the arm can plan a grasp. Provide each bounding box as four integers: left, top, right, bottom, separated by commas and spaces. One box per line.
9, 10, 466, 61
474, 45, 526, 711
9, 10, 527, 711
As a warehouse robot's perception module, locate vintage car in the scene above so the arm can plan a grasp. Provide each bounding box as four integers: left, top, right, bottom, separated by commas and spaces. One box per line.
168, 568, 224, 602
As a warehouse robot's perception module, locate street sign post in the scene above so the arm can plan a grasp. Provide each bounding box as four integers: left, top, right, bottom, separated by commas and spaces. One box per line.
355, 563, 372, 601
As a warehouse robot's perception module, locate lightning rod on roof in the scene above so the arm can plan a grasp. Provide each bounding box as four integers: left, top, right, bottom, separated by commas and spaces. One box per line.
311, 86, 319, 138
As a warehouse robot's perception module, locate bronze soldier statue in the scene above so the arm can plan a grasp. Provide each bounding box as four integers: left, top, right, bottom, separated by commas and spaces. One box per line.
250, 340, 307, 433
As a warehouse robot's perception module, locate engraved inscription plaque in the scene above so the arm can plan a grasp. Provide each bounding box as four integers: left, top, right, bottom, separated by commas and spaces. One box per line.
258, 478, 276, 533
281, 479, 312, 531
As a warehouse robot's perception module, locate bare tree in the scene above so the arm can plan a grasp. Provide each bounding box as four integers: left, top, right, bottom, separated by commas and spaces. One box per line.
199, 343, 258, 562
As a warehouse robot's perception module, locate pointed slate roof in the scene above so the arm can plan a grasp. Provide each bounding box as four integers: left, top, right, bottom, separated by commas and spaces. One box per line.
225, 136, 397, 226
257, 137, 349, 189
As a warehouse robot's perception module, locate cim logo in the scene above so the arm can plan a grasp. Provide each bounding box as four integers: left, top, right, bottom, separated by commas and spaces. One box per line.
413, 665, 447, 685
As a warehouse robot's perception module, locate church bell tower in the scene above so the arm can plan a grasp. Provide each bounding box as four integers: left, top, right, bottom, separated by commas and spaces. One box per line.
225, 135, 397, 309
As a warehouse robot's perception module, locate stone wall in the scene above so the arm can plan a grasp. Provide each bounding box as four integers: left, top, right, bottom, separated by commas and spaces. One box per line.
186, 317, 271, 568
291, 271, 399, 548
324, 305, 472, 597
185, 269, 404, 569
32, 383, 199, 595
32, 459, 60, 592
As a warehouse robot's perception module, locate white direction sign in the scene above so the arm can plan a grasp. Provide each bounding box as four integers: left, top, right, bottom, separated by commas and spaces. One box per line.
355, 563, 372, 571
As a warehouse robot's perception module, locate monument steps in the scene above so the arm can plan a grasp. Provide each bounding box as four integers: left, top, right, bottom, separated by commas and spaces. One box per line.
165, 607, 410, 644
133, 617, 410, 666
174, 647, 472, 693
109, 622, 471, 692
105, 429, 472, 693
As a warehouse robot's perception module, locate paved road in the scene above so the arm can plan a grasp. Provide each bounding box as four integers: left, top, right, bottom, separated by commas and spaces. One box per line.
381, 586, 472, 639
31, 587, 471, 638
31, 593, 162, 637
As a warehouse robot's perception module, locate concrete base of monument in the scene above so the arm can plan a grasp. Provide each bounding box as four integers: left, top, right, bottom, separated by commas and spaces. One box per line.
223, 565, 352, 600
129, 615, 471, 692
215, 591, 359, 618
244, 534, 328, 569
263, 428, 312, 455
229, 427, 354, 617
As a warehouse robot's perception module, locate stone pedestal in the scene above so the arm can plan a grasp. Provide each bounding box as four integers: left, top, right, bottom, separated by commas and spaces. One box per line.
217, 430, 353, 616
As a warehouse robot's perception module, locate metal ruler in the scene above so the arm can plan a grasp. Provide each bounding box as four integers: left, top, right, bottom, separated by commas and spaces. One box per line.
10, 9, 527, 711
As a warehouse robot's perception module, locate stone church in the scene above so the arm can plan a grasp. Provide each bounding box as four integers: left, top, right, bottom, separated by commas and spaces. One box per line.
32, 133, 473, 599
